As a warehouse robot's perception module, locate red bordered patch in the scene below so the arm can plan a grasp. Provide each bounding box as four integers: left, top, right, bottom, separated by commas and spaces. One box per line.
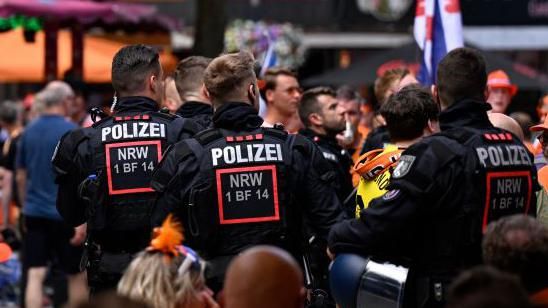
105, 140, 163, 195
215, 165, 280, 225
482, 170, 532, 232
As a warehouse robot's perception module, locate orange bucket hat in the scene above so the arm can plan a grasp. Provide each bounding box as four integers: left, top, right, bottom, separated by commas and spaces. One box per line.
487, 70, 518, 97
530, 114, 548, 132
0, 243, 12, 262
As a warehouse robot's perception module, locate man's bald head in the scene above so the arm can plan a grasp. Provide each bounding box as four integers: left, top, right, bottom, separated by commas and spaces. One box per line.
488, 112, 524, 140
223, 246, 305, 308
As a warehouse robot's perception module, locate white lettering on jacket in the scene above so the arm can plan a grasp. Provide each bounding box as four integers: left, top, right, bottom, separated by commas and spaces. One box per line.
476, 145, 532, 168
101, 122, 166, 141
211, 144, 283, 166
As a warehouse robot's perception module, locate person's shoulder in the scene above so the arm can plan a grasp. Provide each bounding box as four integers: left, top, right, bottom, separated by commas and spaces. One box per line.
56, 127, 91, 151
391, 134, 464, 181
52, 127, 91, 171
169, 115, 201, 134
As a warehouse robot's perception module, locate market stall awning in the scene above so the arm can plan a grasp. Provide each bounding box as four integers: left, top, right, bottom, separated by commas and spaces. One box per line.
0, 0, 179, 32
0, 28, 178, 83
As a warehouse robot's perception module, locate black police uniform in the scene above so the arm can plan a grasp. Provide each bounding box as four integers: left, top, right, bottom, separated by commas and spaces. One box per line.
176, 100, 214, 130
151, 102, 343, 292
300, 128, 354, 217
360, 125, 390, 154
53, 96, 199, 293
328, 100, 538, 308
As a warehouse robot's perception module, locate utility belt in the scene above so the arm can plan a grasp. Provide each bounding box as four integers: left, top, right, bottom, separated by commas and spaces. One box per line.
82, 239, 135, 293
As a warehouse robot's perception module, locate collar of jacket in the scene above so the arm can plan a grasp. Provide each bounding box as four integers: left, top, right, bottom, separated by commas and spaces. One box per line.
112, 96, 160, 113
439, 99, 494, 131
176, 101, 213, 118
299, 127, 339, 149
212, 102, 263, 131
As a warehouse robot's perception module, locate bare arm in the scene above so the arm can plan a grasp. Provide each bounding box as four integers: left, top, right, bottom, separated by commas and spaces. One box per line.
1, 168, 13, 228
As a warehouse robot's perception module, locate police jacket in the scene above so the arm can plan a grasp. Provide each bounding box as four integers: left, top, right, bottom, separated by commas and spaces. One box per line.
360, 125, 390, 155
176, 101, 214, 130
53, 96, 199, 252
151, 102, 343, 259
328, 99, 538, 306
300, 128, 354, 217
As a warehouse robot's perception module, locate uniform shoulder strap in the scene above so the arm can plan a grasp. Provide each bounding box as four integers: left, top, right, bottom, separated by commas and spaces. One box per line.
194, 127, 223, 145
91, 115, 111, 128
262, 127, 289, 140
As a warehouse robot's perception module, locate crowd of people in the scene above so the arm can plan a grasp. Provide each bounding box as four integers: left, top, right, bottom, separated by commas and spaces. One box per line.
0, 44, 546, 308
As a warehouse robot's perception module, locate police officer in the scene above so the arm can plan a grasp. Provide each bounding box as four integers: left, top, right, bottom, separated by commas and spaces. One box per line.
174, 56, 214, 129
151, 51, 343, 294
298, 87, 354, 216
53, 44, 198, 293
328, 48, 538, 308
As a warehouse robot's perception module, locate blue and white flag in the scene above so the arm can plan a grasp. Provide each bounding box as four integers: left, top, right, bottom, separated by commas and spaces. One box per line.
258, 42, 277, 117
414, 0, 463, 86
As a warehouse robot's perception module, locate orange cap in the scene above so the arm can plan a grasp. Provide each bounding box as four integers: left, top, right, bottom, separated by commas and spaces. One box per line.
487, 70, 518, 97
530, 114, 548, 132
0, 243, 12, 262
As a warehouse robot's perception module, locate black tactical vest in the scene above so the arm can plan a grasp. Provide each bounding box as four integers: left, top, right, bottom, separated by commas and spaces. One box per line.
86, 111, 192, 251
421, 126, 537, 275
173, 127, 301, 258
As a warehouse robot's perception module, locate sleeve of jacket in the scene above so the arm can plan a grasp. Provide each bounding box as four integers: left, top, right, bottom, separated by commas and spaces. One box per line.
328, 189, 420, 257
293, 135, 344, 240
151, 140, 199, 226
52, 129, 90, 226
328, 138, 459, 257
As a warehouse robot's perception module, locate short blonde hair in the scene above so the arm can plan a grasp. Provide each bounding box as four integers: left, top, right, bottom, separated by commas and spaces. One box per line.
118, 250, 206, 308
204, 51, 256, 106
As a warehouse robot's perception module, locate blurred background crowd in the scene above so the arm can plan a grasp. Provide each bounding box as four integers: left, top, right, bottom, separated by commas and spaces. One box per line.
0, 0, 547, 307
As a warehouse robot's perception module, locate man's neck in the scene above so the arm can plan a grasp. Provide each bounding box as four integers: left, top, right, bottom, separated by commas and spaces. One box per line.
182, 94, 211, 105
264, 108, 289, 126
42, 106, 65, 117
308, 125, 328, 137
394, 136, 423, 149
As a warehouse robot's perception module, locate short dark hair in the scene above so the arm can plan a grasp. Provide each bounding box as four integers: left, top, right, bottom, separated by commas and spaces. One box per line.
446, 266, 532, 308
260, 67, 297, 101
111, 44, 161, 96
174, 56, 212, 99
380, 85, 439, 142
437, 48, 487, 107
0, 101, 21, 125
483, 214, 548, 293
298, 87, 336, 127
336, 85, 363, 103
204, 51, 256, 106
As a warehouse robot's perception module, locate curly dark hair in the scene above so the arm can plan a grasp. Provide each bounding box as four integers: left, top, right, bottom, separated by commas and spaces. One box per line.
482, 214, 548, 293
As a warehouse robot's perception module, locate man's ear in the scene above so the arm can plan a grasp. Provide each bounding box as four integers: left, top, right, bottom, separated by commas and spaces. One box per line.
484, 87, 490, 100
426, 119, 440, 134
308, 113, 323, 127
248, 84, 257, 100
203, 85, 211, 101
265, 89, 274, 104
149, 74, 158, 93
431, 85, 438, 100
